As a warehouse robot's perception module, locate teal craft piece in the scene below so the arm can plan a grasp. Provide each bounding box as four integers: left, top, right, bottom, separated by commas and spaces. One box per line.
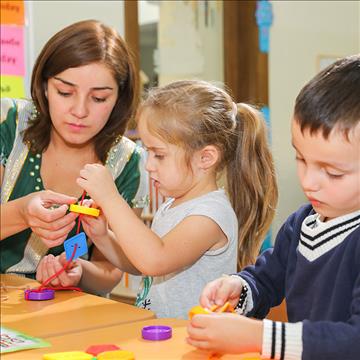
260, 105, 272, 252
64, 232, 88, 261
255, 0, 273, 53
261, 106, 271, 141
260, 230, 273, 253
135, 276, 153, 308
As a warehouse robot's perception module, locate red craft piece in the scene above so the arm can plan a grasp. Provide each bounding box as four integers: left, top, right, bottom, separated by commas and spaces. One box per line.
85, 344, 120, 356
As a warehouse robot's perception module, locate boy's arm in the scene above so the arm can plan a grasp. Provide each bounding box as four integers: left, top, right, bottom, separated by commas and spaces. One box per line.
262, 313, 360, 360
235, 214, 297, 318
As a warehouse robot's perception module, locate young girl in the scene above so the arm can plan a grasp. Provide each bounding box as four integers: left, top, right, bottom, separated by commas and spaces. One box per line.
1, 20, 147, 294
187, 56, 360, 359
77, 80, 278, 318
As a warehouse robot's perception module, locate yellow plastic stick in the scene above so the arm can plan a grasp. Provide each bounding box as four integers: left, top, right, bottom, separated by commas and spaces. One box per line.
43, 351, 93, 360
97, 350, 135, 360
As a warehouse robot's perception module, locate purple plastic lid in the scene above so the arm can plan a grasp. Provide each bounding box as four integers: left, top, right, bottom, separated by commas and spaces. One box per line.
142, 325, 172, 341
24, 289, 55, 301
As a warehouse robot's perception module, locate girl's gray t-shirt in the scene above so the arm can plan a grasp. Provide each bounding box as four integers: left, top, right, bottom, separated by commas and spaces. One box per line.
138, 189, 238, 319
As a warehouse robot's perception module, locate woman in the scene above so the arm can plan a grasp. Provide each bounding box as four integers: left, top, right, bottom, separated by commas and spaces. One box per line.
0, 20, 148, 294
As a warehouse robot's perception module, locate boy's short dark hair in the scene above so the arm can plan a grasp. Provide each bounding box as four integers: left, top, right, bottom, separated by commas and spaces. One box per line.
294, 54, 360, 139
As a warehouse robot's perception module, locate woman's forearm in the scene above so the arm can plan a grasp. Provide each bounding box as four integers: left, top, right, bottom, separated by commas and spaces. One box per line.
0, 198, 28, 240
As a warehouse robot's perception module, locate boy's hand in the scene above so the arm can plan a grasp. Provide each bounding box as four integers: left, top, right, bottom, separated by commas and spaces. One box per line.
200, 276, 243, 309
186, 313, 263, 354
36, 252, 82, 287
77, 164, 118, 207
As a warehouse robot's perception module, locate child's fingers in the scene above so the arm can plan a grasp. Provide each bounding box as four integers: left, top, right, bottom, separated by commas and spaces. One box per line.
81, 199, 100, 210
186, 336, 210, 350
213, 277, 241, 306
200, 280, 221, 308
43, 255, 60, 286
53, 258, 74, 287
81, 199, 95, 208
186, 321, 210, 350
58, 252, 68, 266
36, 257, 46, 283
187, 324, 206, 340
39, 255, 52, 282
91, 201, 100, 209
59, 252, 77, 271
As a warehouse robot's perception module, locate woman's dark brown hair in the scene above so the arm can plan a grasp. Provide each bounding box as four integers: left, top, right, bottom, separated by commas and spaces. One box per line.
24, 19, 137, 162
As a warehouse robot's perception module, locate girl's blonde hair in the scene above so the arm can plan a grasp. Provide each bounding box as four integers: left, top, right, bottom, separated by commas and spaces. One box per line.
138, 80, 278, 269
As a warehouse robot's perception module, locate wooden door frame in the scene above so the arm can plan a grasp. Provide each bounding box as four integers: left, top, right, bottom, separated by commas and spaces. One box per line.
124, 0, 139, 71
223, 1, 268, 106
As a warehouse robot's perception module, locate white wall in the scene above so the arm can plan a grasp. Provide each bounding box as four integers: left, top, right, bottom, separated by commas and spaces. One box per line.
139, 0, 159, 25
27, 0, 125, 86
270, 0, 359, 236
156, 1, 223, 85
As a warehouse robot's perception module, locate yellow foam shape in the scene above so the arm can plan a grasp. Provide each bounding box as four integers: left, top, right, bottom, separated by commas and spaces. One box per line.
70, 204, 100, 217
97, 350, 135, 360
217, 301, 235, 313
188, 305, 212, 320
189, 302, 236, 320
43, 351, 93, 360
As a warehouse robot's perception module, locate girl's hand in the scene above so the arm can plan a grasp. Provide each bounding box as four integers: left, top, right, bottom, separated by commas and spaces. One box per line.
186, 313, 263, 354
200, 276, 243, 309
81, 212, 109, 244
78, 199, 108, 242
77, 164, 118, 207
36, 252, 82, 287
23, 191, 78, 247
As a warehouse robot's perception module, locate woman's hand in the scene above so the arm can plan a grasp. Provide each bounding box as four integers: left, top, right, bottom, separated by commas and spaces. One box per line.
200, 275, 243, 309
36, 252, 82, 287
22, 190, 78, 247
187, 313, 263, 354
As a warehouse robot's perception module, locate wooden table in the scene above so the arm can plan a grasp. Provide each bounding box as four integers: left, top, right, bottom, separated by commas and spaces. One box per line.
3, 318, 263, 359
1, 274, 155, 338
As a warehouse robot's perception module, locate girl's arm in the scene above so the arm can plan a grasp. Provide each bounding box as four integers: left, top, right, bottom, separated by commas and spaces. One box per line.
78, 164, 225, 276
79, 203, 141, 275
81, 214, 141, 275
77, 247, 123, 295
104, 202, 224, 276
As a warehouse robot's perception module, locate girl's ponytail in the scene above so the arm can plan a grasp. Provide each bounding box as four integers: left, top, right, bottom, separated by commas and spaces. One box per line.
227, 103, 278, 269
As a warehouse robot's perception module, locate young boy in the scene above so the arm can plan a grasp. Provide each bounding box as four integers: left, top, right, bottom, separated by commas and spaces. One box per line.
187, 54, 360, 360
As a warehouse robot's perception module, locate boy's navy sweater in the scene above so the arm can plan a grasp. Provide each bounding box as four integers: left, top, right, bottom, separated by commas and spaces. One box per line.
239, 204, 360, 360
